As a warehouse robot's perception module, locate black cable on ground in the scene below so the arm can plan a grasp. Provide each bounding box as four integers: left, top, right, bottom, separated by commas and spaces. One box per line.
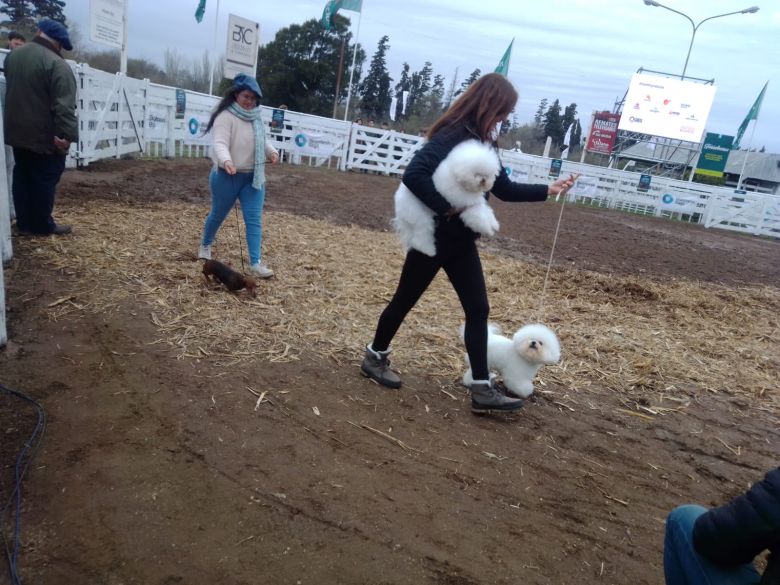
233, 202, 246, 274
0, 383, 47, 585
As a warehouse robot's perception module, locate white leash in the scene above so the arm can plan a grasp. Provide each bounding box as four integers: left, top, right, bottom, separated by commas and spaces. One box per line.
536, 175, 578, 321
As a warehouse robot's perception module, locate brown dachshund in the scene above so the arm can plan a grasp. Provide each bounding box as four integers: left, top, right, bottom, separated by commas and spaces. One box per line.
202, 259, 257, 297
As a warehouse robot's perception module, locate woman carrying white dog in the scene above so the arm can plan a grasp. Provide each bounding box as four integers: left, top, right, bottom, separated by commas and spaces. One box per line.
198, 73, 279, 278
361, 73, 576, 414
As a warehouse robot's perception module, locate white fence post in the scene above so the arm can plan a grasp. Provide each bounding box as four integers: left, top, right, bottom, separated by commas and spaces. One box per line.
0, 95, 8, 346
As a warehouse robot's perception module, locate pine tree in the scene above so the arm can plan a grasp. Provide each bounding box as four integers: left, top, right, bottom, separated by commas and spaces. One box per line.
393, 62, 411, 120
561, 103, 578, 146
533, 98, 548, 131
0, 0, 33, 29
442, 67, 459, 111
542, 99, 563, 145
359, 35, 392, 120
455, 68, 481, 97
31, 0, 66, 21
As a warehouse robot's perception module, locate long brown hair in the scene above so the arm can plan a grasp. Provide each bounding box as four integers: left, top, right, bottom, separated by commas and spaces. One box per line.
428, 73, 518, 142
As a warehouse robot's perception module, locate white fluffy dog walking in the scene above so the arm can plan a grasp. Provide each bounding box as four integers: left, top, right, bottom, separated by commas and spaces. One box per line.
462, 323, 561, 398
393, 139, 501, 257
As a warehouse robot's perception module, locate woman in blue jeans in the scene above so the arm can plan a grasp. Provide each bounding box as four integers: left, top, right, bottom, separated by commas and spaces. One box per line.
198, 73, 279, 278
664, 466, 780, 585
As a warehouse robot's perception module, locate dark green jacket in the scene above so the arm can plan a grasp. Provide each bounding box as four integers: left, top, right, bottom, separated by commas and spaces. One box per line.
3, 37, 78, 154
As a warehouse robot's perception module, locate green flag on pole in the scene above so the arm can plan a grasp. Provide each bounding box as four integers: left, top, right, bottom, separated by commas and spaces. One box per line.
494, 39, 514, 76
733, 81, 768, 149
321, 0, 362, 30
195, 0, 207, 23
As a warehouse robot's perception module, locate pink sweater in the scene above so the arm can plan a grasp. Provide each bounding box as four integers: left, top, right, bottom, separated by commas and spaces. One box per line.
210, 110, 278, 172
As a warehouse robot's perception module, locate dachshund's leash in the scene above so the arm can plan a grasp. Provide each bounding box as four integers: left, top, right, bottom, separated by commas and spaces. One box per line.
232, 156, 275, 275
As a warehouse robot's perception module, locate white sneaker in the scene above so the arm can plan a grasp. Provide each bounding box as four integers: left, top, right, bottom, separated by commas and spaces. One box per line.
250, 262, 274, 278
198, 244, 212, 260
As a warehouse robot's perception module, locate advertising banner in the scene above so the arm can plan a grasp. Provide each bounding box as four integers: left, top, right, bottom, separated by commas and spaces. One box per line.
695, 133, 734, 177
586, 112, 620, 154
183, 115, 210, 145
659, 192, 701, 214
224, 14, 260, 79
618, 73, 717, 143
505, 166, 530, 184
175, 89, 186, 120
292, 130, 341, 158
270, 108, 286, 134
145, 105, 168, 141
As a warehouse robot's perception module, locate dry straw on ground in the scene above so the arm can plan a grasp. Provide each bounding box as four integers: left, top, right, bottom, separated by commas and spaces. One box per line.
13, 198, 780, 415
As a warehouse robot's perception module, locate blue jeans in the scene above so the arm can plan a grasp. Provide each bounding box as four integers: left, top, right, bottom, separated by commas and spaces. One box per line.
664, 505, 761, 585
201, 168, 265, 265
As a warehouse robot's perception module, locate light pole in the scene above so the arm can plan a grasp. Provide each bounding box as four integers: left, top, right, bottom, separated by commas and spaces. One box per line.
642, 1, 759, 79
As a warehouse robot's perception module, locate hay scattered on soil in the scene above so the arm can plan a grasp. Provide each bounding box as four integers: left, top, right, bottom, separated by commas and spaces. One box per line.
13, 198, 780, 415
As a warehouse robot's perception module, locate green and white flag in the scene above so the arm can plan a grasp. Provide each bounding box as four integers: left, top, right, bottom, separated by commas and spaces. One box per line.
733, 81, 768, 149
195, 0, 207, 23
494, 39, 514, 76
321, 0, 362, 30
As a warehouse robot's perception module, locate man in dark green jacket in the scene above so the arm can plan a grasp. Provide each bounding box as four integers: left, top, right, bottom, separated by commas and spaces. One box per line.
4, 19, 77, 235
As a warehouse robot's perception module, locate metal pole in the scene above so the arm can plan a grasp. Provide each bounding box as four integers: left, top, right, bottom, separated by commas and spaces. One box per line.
680, 21, 696, 79
332, 36, 346, 119
643, 2, 760, 79
737, 122, 758, 189
120, 0, 128, 74
208, 0, 221, 95
342, 9, 362, 122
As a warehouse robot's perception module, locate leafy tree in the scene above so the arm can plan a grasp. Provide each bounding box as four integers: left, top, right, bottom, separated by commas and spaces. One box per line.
359, 35, 392, 120
257, 17, 362, 116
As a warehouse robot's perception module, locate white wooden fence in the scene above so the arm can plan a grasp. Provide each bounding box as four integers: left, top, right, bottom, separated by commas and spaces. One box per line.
2, 57, 779, 345
67, 62, 780, 238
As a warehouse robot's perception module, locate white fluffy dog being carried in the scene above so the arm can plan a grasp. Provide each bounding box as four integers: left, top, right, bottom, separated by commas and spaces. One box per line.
392, 139, 501, 257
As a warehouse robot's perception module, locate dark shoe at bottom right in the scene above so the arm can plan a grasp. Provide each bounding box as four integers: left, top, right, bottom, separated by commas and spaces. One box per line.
51, 224, 72, 235
470, 379, 523, 414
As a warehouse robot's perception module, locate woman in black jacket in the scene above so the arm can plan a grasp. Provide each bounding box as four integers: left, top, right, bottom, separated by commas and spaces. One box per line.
360, 73, 576, 414
664, 466, 780, 585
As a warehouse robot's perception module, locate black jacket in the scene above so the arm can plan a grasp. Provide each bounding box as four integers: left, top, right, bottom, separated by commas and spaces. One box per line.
694, 467, 780, 583
401, 124, 548, 247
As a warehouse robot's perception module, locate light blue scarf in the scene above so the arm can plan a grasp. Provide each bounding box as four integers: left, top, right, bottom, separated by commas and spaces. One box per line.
228, 102, 265, 189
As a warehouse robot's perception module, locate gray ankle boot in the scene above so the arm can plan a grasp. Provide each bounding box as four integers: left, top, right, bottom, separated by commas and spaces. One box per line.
360, 345, 402, 389
470, 378, 523, 414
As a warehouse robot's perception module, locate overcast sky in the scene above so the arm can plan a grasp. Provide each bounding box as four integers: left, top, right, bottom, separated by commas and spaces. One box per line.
66, 0, 779, 152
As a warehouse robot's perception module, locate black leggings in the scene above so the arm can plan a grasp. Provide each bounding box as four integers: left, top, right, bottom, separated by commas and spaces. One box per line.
371, 240, 490, 380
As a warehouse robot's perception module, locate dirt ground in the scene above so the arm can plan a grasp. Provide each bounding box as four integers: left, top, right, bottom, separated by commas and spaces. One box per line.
1, 158, 778, 585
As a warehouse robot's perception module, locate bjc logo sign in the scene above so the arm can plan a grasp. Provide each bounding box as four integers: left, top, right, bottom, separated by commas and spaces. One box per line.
232, 25, 253, 44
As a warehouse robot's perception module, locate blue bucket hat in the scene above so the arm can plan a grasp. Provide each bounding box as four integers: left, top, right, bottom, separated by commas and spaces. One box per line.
233, 73, 262, 99
38, 19, 72, 51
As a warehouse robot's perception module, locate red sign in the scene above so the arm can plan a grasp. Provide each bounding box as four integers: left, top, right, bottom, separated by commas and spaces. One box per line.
586, 111, 621, 155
